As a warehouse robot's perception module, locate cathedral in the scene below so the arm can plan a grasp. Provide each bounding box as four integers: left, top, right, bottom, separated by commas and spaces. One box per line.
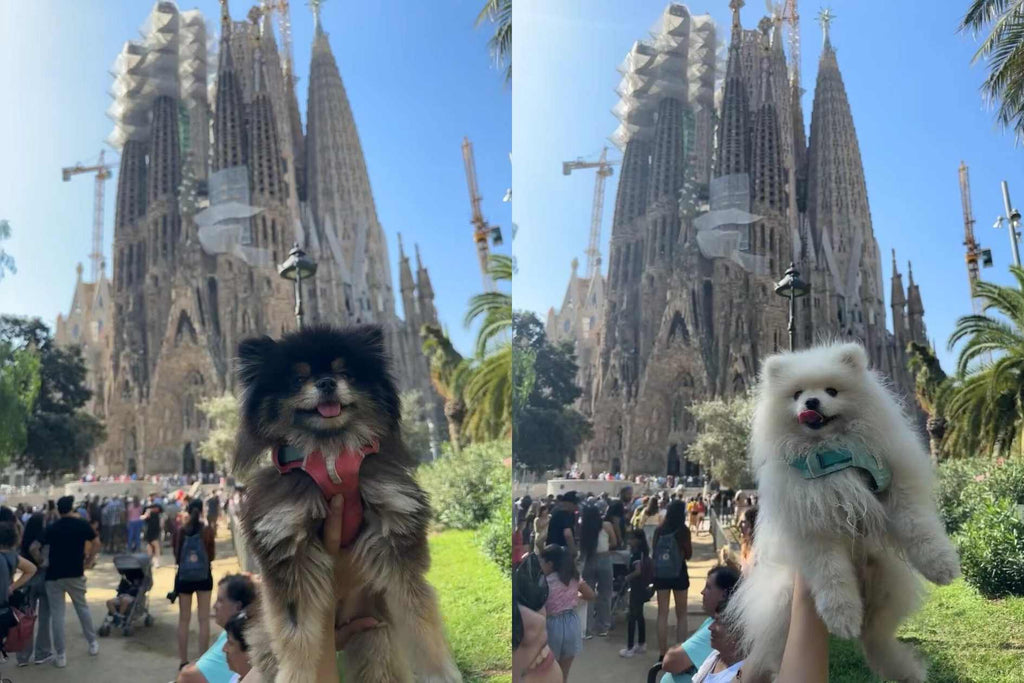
56, 1, 442, 475
548, 2, 928, 476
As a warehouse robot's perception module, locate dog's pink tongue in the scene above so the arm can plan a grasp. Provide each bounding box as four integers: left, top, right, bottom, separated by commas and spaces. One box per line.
798, 409, 823, 425
317, 402, 342, 418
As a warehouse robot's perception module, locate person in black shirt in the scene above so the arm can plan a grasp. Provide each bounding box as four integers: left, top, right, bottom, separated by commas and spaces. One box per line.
142, 502, 163, 568
39, 496, 100, 668
546, 492, 579, 559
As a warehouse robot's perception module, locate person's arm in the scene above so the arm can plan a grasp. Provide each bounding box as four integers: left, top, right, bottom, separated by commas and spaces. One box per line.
681, 526, 693, 561
606, 521, 620, 550
661, 644, 695, 675
206, 527, 216, 562
577, 579, 596, 602
84, 522, 100, 565
28, 540, 44, 566
9, 555, 36, 593
776, 572, 828, 683
562, 527, 577, 559
175, 665, 211, 683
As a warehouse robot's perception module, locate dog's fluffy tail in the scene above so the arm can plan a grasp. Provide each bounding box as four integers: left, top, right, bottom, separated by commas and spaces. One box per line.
726, 561, 793, 680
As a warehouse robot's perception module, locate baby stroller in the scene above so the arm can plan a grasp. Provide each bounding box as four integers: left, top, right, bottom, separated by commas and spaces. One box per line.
98, 554, 154, 637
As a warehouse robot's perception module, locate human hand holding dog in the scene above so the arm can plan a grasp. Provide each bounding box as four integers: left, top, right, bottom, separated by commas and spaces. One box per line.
316, 494, 381, 682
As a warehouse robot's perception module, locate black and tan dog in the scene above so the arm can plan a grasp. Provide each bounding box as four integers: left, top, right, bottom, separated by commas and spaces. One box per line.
232, 324, 461, 683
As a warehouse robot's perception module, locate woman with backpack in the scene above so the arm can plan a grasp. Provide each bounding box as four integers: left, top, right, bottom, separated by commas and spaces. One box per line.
15, 513, 47, 666
579, 504, 617, 639
652, 500, 693, 661
173, 499, 216, 671
0, 521, 37, 659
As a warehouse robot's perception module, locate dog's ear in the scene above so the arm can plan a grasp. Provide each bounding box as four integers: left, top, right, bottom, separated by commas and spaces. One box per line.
762, 354, 785, 383
836, 343, 868, 372
236, 336, 277, 387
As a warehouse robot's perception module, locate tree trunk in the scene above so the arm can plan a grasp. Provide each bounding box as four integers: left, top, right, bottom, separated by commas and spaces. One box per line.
445, 398, 466, 453
926, 415, 946, 467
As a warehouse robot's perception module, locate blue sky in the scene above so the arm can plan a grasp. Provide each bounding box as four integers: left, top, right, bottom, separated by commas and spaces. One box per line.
513, 0, 1024, 374
0, 0, 509, 358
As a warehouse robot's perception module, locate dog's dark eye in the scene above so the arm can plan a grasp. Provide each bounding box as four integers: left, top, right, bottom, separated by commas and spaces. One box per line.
793, 390, 802, 401
825, 387, 838, 397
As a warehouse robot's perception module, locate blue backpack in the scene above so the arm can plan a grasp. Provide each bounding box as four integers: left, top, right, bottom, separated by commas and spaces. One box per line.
654, 530, 682, 579
178, 532, 210, 583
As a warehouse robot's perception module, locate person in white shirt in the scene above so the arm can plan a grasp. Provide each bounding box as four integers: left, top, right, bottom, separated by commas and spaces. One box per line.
692, 588, 744, 683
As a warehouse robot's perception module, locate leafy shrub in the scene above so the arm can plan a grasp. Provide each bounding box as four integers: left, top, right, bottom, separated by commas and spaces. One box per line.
478, 497, 512, 576
937, 458, 985, 534
418, 440, 510, 530
957, 497, 1024, 598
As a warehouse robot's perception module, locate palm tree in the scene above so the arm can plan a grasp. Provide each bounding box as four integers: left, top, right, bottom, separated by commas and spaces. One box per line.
906, 342, 954, 464
462, 254, 512, 441
476, 0, 511, 84
961, 1, 1024, 138
421, 325, 473, 452
946, 266, 1024, 456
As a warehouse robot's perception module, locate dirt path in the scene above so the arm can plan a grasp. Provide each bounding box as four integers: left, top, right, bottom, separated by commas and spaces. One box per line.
569, 530, 719, 683
3, 525, 243, 683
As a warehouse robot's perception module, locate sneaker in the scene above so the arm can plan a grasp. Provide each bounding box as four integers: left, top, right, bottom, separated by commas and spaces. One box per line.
55, 654, 67, 668
619, 647, 635, 658
635, 644, 647, 654
33, 653, 54, 665
597, 631, 609, 637
582, 633, 594, 640
89, 640, 99, 656
17, 660, 31, 667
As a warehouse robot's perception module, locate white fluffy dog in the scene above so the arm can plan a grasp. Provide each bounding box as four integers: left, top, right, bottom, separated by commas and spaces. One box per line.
726, 342, 960, 682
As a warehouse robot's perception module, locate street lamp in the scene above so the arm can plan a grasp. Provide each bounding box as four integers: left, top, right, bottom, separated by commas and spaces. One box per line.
774, 262, 811, 351
996, 181, 1022, 267
277, 243, 317, 329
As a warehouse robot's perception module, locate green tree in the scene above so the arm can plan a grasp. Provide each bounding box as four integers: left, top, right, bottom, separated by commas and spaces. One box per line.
475, 0, 511, 84
512, 311, 592, 471
0, 316, 106, 475
400, 389, 433, 460
686, 394, 756, 489
907, 341, 955, 464
946, 266, 1024, 456
0, 342, 41, 465
463, 254, 512, 442
421, 325, 474, 452
0, 220, 15, 281
961, 1, 1024, 138
197, 393, 239, 469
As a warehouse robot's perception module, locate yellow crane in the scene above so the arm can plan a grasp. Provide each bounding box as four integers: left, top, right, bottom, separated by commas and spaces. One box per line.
461, 137, 503, 291
563, 148, 619, 281
62, 150, 114, 282
958, 161, 992, 315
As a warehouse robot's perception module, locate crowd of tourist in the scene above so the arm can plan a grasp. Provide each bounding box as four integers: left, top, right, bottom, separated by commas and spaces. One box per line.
512, 483, 767, 683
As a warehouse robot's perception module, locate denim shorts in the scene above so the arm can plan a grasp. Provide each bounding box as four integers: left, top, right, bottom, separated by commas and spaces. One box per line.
546, 608, 582, 659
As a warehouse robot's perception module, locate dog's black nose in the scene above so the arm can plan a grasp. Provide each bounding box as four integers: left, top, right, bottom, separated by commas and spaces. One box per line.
315, 377, 337, 393
805, 397, 821, 411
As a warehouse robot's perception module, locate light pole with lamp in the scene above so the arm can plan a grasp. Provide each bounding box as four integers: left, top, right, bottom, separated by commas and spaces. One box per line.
995, 181, 1022, 267
774, 262, 811, 351
277, 243, 318, 329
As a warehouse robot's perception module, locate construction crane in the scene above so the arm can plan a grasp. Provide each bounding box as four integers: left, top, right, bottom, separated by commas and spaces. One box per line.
765, 0, 800, 86
62, 150, 114, 282
959, 161, 993, 315
461, 137, 503, 291
562, 148, 620, 281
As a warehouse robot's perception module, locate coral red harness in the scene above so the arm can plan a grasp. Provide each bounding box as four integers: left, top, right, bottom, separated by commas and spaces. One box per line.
272, 440, 379, 548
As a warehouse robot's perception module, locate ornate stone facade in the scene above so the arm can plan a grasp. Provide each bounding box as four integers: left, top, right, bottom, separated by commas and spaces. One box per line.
59, 1, 441, 475
549, 3, 927, 477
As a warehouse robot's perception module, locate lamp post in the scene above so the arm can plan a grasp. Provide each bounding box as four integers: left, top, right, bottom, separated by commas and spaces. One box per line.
277, 243, 317, 329
996, 181, 1022, 267
774, 262, 811, 351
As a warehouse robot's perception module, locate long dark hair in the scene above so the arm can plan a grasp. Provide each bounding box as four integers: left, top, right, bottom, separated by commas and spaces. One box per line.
605, 500, 626, 540
659, 500, 687, 535
578, 504, 603, 560
628, 528, 649, 557
645, 496, 659, 517
20, 513, 45, 561
541, 544, 578, 586
185, 500, 204, 535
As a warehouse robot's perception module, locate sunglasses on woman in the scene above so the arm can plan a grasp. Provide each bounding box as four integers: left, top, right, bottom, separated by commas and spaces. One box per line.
511, 553, 548, 650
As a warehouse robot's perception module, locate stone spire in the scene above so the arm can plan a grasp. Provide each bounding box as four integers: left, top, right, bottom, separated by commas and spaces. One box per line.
751, 47, 785, 215
306, 2, 392, 322
806, 15, 873, 284
907, 260, 926, 343
247, 20, 285, 206
715, 0, 750, 178
114, 140, 147, 233
890, 249, 907, 342
415, 244, 438, 327
212, 0, 247, 171
398, 233, 417, 328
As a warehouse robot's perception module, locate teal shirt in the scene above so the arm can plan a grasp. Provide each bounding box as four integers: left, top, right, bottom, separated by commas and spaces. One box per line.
661, 617, 714, 683
196, 631, 234, 683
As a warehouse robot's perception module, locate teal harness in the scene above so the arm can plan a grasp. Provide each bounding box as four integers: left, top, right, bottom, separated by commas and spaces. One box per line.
789, 445, 892, 493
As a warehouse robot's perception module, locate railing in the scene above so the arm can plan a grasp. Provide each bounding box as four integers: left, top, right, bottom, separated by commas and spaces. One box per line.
709, 508, 739, 556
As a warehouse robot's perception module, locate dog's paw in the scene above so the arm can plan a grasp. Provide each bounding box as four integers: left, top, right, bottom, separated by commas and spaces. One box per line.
818, 596, 862, 639
921, 547, 961, 586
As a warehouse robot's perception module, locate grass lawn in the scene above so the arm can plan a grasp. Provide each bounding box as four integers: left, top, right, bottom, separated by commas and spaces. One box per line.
827, 579, 1024, 682
428, 529, 512, 683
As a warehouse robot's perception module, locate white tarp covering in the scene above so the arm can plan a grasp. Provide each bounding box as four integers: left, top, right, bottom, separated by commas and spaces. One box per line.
692, 173, 769, 275
194, 166, 273, 267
